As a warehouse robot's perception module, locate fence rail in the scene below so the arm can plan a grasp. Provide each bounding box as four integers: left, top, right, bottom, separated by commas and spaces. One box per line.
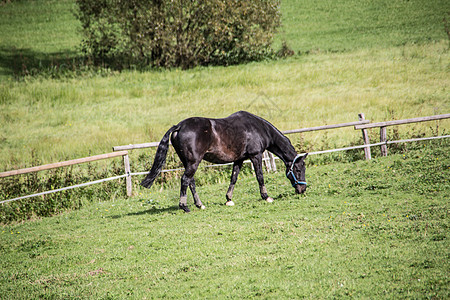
282, 120, 370, 134
0, 174, 129, 205
354, 114, 450, 130
0, 150, 132, 205
1, 113, 449, 204
112, 119, 371, 152
0, 151, 129, 178
354, 113, 450, 158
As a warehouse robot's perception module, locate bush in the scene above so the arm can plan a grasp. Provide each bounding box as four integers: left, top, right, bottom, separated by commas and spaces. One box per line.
75, 0, 281, 69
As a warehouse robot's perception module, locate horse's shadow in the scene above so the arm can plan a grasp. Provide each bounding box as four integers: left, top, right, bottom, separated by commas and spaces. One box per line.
109, 205, 179, 219
129, 205, 180, 216
109, 191, 301, 219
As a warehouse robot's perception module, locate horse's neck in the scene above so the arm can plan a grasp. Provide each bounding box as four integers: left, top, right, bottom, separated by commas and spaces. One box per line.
268, 131, 297, 166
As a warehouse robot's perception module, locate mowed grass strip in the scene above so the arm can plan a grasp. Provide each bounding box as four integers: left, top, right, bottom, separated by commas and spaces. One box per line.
0, 144, 448, 298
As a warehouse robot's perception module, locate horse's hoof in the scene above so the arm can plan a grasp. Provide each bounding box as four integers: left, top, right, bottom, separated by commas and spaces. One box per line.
266, 197, 274, 203
196, 204, 206, 210
179, 204, 190, 213
225, 201, 235, 206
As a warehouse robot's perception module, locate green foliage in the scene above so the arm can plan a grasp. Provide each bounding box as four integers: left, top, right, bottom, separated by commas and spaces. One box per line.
75, 0, 281, 69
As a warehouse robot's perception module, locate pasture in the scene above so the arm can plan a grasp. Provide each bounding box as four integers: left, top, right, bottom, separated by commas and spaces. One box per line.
0, 0, 449, 297
1, 144, 449, 298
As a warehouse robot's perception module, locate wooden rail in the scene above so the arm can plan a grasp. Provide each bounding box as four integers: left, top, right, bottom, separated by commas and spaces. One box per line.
354, 114, 450, 130
354, 113, 450, 158
0, 150, 133, 203
282, 120, 370, 134
112, 115, 371, 175
0, 151, 129, 178
113, 142, 162, 152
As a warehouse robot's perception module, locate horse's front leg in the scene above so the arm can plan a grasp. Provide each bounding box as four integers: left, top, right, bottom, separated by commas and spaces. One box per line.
225, 160, 244, 206
250, 155, 274, 203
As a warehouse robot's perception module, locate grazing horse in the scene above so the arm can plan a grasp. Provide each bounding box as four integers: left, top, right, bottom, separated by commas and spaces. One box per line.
141, 111, 308, 212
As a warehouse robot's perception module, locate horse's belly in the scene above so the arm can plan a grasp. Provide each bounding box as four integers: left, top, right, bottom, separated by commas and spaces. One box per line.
203, 151, 239, 164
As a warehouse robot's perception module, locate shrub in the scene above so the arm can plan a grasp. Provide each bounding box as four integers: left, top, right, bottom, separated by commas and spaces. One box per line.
75, 0, 281, 69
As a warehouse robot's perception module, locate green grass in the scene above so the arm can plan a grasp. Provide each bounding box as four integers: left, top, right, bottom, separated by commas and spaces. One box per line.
1, 144, 448, 298
0, 0, 81, 79
0, 2, 448, 297
275, 0, 450, 52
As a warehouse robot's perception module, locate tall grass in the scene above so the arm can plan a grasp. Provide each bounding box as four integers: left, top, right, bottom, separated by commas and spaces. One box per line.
1, 42, 448, 169
0, 0, 81, 79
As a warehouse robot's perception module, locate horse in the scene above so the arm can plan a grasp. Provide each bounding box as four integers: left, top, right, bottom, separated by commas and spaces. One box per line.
140, 111, 308, 212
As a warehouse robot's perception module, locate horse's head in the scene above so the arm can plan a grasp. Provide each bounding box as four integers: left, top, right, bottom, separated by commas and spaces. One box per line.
286, 153, 308, 194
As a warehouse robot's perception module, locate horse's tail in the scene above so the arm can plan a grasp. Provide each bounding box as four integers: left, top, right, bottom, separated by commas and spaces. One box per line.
140, 125, 179, 189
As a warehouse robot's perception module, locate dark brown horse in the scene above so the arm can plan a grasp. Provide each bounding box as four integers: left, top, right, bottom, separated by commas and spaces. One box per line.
141, 111, 308, 212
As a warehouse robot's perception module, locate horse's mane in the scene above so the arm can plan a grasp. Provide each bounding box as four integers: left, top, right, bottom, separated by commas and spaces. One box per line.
244, 111, 292, 145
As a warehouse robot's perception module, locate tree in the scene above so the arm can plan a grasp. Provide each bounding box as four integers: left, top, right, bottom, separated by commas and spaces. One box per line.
76, 0, 281, 69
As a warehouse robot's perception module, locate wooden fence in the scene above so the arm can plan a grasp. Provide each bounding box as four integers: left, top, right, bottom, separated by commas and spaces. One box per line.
0, 151, 132, 204
1, 113, 448, 204
355, 113, 450, 159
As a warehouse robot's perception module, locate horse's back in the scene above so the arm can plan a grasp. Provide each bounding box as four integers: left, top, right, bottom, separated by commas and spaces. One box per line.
171, 111, 274, 163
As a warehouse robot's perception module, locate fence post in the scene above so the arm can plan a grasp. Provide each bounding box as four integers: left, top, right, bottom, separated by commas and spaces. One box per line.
262, 151, 272, 172
380, 126, 388, 156
268, 152, 277, 172
358, 113, 372, 160
123, 154, 132, 197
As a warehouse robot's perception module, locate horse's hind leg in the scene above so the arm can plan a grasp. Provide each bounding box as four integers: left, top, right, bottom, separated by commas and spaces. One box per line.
225, 159, 244, 206
250, 154, 274, 203
179, 162, 200, 213
190, 178, 205, 209
180, 159, 207, 212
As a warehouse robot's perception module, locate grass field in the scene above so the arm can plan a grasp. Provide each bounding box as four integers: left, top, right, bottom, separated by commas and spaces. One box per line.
0, 0, 449, 297
0, 144, 448, 298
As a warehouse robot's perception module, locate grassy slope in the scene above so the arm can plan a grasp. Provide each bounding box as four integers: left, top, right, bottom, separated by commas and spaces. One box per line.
0, 0, 81, 78
276, 0, 450, 52
0, 0, 449, 169
0, 145, 448, 298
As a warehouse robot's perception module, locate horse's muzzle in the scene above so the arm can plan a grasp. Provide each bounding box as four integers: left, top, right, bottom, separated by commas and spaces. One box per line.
295, 184, 307, 194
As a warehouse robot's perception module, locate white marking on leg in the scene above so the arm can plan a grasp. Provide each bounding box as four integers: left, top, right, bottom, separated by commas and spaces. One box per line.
226, 201, 235, 206
261, 186, 268, 195
266, 197, 274, 203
